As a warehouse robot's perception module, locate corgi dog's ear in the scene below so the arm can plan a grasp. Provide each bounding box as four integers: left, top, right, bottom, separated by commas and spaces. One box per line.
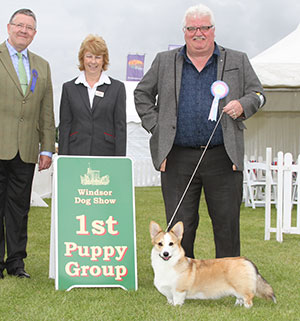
170, 221, 184, 241
150, 221, 163, 240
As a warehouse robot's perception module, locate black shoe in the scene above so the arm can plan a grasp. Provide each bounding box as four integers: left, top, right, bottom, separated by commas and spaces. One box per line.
0, 270, 4, 279
8, 268, 30, 278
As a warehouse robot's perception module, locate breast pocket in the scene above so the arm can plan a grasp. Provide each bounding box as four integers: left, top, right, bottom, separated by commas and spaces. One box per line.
223, 68, 241, 98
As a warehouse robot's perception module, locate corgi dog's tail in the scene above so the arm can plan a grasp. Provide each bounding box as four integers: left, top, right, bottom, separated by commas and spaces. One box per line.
254, 265, 276, 303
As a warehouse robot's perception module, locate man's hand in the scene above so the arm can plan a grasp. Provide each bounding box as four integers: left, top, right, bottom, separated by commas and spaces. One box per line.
160, 159, 167, 172
223, 100, 244, 119
39, 155, 52, 171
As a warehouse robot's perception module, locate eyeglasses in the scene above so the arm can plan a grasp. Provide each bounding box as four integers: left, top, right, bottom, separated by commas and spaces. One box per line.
185, 25, 214, 33
10, 23, 35, 32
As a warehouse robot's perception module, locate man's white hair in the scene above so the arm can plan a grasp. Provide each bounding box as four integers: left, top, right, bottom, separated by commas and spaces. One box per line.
182, 4, 215, 28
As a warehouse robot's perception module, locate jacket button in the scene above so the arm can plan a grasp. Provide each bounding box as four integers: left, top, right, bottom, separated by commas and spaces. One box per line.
22, 100, 26, 104
20, 118, 24, 122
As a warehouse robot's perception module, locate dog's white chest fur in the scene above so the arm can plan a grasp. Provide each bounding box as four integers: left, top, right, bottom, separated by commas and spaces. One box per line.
151, 248, 180, 304
151, 233, 186, 305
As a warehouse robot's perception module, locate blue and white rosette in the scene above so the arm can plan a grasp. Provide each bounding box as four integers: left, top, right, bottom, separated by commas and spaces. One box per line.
30, 69, 38, 93
208, 81, 229, 121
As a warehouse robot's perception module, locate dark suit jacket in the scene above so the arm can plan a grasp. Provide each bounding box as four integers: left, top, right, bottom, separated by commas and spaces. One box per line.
134, 45, 265, 171
58, 76, 126, 156
0, 42, 55, 163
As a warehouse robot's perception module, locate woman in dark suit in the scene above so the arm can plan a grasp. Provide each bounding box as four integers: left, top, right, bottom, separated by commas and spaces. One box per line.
58, 34, 126, 156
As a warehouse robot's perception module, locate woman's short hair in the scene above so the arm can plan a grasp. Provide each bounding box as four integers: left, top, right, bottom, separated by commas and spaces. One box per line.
182, 4, 215, 28
78, 34, 109, 71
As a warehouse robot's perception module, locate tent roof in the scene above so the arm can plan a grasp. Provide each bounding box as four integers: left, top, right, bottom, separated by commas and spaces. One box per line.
251, 24, 300, 87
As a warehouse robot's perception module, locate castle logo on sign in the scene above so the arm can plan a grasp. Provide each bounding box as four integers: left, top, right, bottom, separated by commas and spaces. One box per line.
80, 164, 110, 186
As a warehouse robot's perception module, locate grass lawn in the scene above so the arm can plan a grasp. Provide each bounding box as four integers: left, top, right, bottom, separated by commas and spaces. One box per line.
0, 186, 299, 321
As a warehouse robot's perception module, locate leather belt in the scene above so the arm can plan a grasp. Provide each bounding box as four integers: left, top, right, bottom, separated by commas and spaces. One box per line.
192, 144, 223, 150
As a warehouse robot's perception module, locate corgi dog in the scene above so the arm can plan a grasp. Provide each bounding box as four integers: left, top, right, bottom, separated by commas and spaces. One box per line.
150, 221, 276, 308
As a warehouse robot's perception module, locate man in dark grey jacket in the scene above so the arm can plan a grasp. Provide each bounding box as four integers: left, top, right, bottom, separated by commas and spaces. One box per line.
134, 4, 265, 259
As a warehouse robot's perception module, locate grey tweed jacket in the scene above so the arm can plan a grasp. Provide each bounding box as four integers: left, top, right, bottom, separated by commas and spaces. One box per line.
134, 45, 265, 171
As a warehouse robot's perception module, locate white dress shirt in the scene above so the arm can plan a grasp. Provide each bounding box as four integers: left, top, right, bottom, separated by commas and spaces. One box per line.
75, 71, 111, 107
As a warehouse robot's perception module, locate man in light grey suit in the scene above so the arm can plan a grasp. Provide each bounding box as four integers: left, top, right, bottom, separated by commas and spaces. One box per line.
0, 9, 55, 279
134, 4, 265, 259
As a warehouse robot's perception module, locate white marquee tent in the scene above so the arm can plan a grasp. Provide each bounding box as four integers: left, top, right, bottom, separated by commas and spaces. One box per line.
124, 81, 160, 187
245, 23, 300, 159
251, 24, 300, 87
124, 81, 151, 160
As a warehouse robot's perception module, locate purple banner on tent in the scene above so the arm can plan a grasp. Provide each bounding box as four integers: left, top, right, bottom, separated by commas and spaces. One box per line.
126, 54, 145, 81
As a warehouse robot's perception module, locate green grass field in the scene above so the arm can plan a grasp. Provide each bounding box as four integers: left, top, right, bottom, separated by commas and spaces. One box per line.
0, 186, 299, 321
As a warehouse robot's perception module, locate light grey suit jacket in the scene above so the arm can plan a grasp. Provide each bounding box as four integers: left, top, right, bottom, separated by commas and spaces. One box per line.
134, 45, 265, 171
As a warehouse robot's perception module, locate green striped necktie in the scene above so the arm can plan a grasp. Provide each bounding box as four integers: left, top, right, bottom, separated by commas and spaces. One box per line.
17, 52, 28, 94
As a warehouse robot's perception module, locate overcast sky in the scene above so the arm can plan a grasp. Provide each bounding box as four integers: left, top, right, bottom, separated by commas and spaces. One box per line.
1, 0, 299, 124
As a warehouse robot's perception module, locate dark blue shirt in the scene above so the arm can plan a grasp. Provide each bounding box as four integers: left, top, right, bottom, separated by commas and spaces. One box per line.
174, 44, 224, 147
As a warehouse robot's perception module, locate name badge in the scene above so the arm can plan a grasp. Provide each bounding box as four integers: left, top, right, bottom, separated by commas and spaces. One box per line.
95, 90, 104, 98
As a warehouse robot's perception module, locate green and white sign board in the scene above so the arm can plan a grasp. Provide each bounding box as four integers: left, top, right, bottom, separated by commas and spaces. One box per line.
53, 156, 137, 291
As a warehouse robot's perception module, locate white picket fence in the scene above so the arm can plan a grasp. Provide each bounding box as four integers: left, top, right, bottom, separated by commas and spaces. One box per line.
265, 148, 300, 242
132, 157, 161, 187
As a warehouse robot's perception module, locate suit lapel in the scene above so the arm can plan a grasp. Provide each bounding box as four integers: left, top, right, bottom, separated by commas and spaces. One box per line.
175, 51, 183, 111
76, 83, 92, 113
27, 50, 37, 97
216, 46, 228, 127
0, 42, 24, 95
217, 46, 226, 80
